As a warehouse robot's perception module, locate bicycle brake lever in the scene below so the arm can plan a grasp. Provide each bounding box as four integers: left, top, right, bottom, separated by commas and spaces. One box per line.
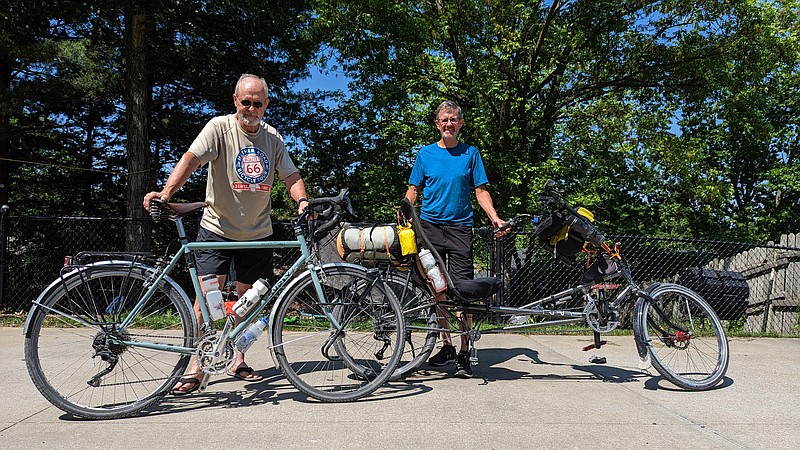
344, 195, 357, 219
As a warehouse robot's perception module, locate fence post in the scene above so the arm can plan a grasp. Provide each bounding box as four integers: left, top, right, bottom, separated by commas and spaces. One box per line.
0, 205, 9, 309
761, 267, 775, 333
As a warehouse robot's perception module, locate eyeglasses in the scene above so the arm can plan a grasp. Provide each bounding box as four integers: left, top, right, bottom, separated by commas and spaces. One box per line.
436, 117, 462, 124
239, 99, 264, 109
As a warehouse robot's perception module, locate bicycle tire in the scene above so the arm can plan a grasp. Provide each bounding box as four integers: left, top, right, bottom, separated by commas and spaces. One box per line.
383, 271, 438, 380
634, 283, 729, 390
269, 264, 404, 402
24, 263, 196, 419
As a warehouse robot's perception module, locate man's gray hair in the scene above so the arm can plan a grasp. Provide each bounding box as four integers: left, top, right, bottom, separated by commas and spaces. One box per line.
435, 100, 463, 119
235, 74, 269, 98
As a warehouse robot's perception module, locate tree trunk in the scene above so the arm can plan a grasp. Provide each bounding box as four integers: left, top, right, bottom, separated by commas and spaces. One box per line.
123, 3, 151, 252
0, 47, 11, 208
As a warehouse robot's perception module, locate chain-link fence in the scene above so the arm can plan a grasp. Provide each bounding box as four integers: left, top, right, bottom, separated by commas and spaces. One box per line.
482, 231, 800, 335
2, 211, 798, 336
0, 213, 302, 315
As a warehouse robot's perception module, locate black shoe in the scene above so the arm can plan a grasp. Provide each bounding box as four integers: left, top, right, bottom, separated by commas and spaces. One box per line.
428, 344, 457, 367
454, 351, 473, 378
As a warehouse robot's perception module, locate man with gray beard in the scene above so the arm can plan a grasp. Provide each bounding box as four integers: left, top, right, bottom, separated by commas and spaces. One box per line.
143, 73, 311, 395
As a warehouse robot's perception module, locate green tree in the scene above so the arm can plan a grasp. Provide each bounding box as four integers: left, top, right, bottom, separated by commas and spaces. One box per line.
3, 1, 317, 249
306, 0, 800, 240
1, 1, 123, 216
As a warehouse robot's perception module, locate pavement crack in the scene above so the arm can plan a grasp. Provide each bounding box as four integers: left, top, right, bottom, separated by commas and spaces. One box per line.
0, 407, 53, 433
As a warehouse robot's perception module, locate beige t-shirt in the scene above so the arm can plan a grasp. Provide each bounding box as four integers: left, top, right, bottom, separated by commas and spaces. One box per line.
188, 114, 298, 240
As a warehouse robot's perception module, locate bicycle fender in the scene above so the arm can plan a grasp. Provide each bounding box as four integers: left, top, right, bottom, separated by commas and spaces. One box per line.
632, 282, 666, 359
23, 260, 192, 337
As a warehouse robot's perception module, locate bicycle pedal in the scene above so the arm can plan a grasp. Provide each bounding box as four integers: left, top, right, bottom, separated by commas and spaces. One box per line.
582, 340, 607, 351
589, 355, 607, 364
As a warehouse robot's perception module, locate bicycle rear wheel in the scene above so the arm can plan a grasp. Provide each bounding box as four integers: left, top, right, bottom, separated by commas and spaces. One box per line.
384, 270, 438, 380
634, 283, 729, 390
270, 264, 404, 402
24, 263, 196, 419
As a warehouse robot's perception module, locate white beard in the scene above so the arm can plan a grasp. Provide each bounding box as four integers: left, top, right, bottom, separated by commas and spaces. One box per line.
238, 113, 261, 127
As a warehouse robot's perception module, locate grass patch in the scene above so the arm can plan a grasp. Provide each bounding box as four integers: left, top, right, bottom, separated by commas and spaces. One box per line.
0, 312, 185, 329
0, 314, 26, 327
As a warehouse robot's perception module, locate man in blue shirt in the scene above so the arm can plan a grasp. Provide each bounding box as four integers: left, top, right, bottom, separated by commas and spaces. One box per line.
405, 100, 505, 378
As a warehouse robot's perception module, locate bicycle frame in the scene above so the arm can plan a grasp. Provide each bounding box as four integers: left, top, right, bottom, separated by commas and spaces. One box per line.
384, 211, 657, 341
107, 213, 339, 356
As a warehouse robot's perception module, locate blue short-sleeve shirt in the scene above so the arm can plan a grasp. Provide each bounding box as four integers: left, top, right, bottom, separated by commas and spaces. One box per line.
408, 142, 489, 226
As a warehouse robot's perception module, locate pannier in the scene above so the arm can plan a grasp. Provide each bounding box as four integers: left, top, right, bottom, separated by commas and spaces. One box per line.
336, 223, 412, 264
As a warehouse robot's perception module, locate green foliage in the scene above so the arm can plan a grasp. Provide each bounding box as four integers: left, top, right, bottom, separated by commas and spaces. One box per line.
3, 0, 799, 245
304, 0, 800, 240
3, 1, 316, 220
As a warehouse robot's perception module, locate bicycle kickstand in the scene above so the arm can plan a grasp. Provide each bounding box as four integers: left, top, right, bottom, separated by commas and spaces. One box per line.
469, 346, 479, 366
583, 331, 607, 364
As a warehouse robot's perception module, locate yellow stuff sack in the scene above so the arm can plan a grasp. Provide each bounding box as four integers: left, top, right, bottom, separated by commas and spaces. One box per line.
397, 222, 417, 256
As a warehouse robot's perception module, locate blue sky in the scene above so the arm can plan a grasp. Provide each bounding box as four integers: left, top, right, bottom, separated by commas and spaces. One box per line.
294, 66, 352, 93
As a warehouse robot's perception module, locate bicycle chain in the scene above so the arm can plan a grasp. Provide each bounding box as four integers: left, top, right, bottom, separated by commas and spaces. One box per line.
93, 330, 203, 388
126, 332, 190, 341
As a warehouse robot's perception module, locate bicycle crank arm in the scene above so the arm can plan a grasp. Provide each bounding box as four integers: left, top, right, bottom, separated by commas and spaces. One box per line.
206, 315, 236, 370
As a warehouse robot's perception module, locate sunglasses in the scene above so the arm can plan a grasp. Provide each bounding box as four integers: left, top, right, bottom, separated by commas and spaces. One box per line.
239, 99, 264, 109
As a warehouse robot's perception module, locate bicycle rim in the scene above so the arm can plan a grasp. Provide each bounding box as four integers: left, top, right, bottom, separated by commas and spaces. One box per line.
384, 272, 437, 380
638, 283, 729, 390
24, 265, 195, 419
271, 265, 404, 402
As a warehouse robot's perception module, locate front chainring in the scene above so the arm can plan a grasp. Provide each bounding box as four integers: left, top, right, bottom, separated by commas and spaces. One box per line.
584, 302, 620, 333
196, 334, 236, 375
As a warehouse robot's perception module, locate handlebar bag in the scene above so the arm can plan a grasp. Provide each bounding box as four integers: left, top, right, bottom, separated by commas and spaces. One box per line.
536, 208, 595, 262
336, 223, 405, 264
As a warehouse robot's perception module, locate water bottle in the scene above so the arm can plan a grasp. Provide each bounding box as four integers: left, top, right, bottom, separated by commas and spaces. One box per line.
418, 248, 447, 293
235, 317, 268, 353
232, 278, 270, 317
201, 274, 225, 321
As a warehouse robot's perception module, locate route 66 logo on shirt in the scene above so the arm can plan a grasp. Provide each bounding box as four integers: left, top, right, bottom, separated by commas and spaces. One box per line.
235, 147, 270, 186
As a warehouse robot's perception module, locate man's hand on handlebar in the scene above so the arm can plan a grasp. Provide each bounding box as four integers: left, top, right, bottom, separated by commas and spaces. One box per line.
298, 199, 319, 219
492, 217, 511, 238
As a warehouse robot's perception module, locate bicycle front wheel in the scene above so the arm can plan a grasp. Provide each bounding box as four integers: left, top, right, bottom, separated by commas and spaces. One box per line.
270, 264, 404, 402
634, 283, 729, 390
24, 263, 196, 419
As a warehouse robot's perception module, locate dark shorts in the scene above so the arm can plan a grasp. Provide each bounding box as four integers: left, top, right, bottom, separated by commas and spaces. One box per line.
420, 220, 473, 283
194, 227, 274, 285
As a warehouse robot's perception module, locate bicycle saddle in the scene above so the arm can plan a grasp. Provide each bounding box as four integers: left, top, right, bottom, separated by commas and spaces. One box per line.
149, 198, 206, 221
399, 198, 502, 302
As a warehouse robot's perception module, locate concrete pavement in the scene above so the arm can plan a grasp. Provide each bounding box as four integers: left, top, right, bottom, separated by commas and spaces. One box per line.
1, 327, 798, 449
